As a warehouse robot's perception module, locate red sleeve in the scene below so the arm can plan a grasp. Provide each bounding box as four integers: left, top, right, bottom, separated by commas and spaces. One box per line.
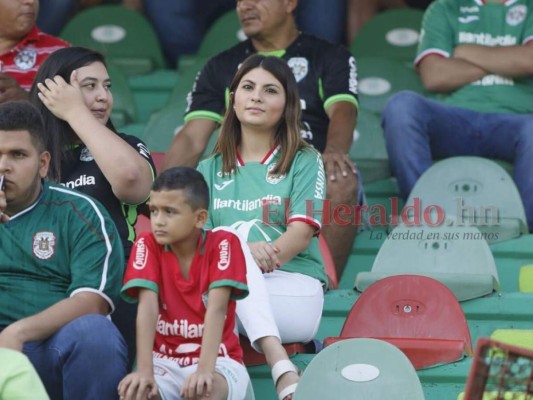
121, 232, 162, 302
207, 230, 249, 300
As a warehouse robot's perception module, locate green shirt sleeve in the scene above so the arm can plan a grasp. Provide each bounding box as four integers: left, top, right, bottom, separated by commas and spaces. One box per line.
0, 349, 49, 400
416, 0, 456, 64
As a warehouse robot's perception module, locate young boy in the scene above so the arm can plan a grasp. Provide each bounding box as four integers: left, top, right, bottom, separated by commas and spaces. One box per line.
117, 167, 251, 400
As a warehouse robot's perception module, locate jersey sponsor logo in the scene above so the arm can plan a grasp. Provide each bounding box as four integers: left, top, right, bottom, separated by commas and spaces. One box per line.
156, 314, 205, 338
507, 5, 527, 26
460, 6, 479, 13
32, 231, 56, 260
217, 239, 231, 270
214, 180, 234, 191
15, 48, 37, 70
63, 174, 96, 189
458, 32, 517, 46
458, 16, 479, 23
472, 74, 514, 86
266, 163, 286, 184
315, 156, 326, 199
287, 57, 309, 82
213, 195, 282, 211
80, 147, 94, 162
133, 237, 148, 270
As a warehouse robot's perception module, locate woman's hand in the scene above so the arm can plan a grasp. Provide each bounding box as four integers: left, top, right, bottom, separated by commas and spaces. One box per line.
248, 241, 281, 273
37, 70, 86, 123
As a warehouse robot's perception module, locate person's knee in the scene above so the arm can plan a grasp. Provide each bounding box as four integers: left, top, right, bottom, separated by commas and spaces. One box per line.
326, 173, 358, 204
66, 314, 126, 357
382, 91, 422, 127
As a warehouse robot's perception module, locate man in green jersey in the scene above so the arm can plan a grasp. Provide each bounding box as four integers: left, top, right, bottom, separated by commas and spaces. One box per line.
382, 0, 533, 231
0, 101, 127, 399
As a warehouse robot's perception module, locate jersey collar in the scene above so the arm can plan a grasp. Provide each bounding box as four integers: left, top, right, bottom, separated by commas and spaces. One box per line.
236, 144, 281, 166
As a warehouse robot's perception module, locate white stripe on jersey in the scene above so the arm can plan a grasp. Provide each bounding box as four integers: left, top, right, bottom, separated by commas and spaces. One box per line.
50, 186, 113, 293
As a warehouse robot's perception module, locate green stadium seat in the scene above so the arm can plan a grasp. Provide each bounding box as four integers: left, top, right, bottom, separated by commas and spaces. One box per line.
293, 338, 424, 400
355, 225, 500, 301
325, 275, 473, 370
349, 109, 390, 183
107, 63, 137, 127
60, 5, 167, 75
197, 10, 244, 58
142, 104, 218, 155
357, 56, 426, 114
351, 8, 424, 63
404, 156, 528, 243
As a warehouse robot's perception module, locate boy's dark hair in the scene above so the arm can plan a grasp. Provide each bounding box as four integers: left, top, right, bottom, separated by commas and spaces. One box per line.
152, 167, 209, 210
0, 101, 46, 153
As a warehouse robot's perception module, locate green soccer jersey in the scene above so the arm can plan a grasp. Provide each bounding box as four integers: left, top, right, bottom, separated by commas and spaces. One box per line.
0, 182, 124, 326
198, 146, 328, 285
416, 0, 533, 113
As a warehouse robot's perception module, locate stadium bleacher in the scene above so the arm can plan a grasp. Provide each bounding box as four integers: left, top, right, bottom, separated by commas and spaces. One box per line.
59, 5, 533, 399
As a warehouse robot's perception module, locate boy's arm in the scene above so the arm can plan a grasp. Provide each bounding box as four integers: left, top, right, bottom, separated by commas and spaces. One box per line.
117, 289, 159, 400
181, 286, 232, 399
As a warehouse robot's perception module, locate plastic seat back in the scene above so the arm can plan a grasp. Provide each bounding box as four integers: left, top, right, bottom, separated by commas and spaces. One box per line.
107, 63, 137, 127
60, 5, 167, 75
326, 275, 473, 369
350, 8, 424, 63
404, 156, 528, 243
355, 224, 500, 301
294, 338, 424, 400
197, 10, 244, 58
357, 56, 426, 114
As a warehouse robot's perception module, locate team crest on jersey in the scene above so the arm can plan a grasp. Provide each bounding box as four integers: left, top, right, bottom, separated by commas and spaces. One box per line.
266, 163, 286, 184
80, 147, 94, 162
287, 57, 309, 82
507, 5, 527, 26
33, 231, 56, 260
15, 48, 37, 71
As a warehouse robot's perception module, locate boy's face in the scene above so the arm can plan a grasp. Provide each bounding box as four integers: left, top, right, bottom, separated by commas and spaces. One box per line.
0, 129, 49, 216
148, 189, 207, 246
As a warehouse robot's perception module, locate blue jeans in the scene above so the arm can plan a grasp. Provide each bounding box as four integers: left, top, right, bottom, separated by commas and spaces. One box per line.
10, 314, 127, 400
382, 91, 533, 231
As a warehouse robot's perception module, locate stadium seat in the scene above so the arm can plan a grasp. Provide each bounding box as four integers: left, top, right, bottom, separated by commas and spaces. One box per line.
143, 105, 219, 155
519, 265, 533, 292
349, 109, 391, 183
355, 224, 500, 301
107, 63, 137, 127
325, 275, 473, 369
60, 5, 167, 75
357, 56, 426, 114
403, 156, 528, 243
293, 338, 424, 400
491, 329, 533, 351
350, 8, 424, 63
196, 10, 244, 58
